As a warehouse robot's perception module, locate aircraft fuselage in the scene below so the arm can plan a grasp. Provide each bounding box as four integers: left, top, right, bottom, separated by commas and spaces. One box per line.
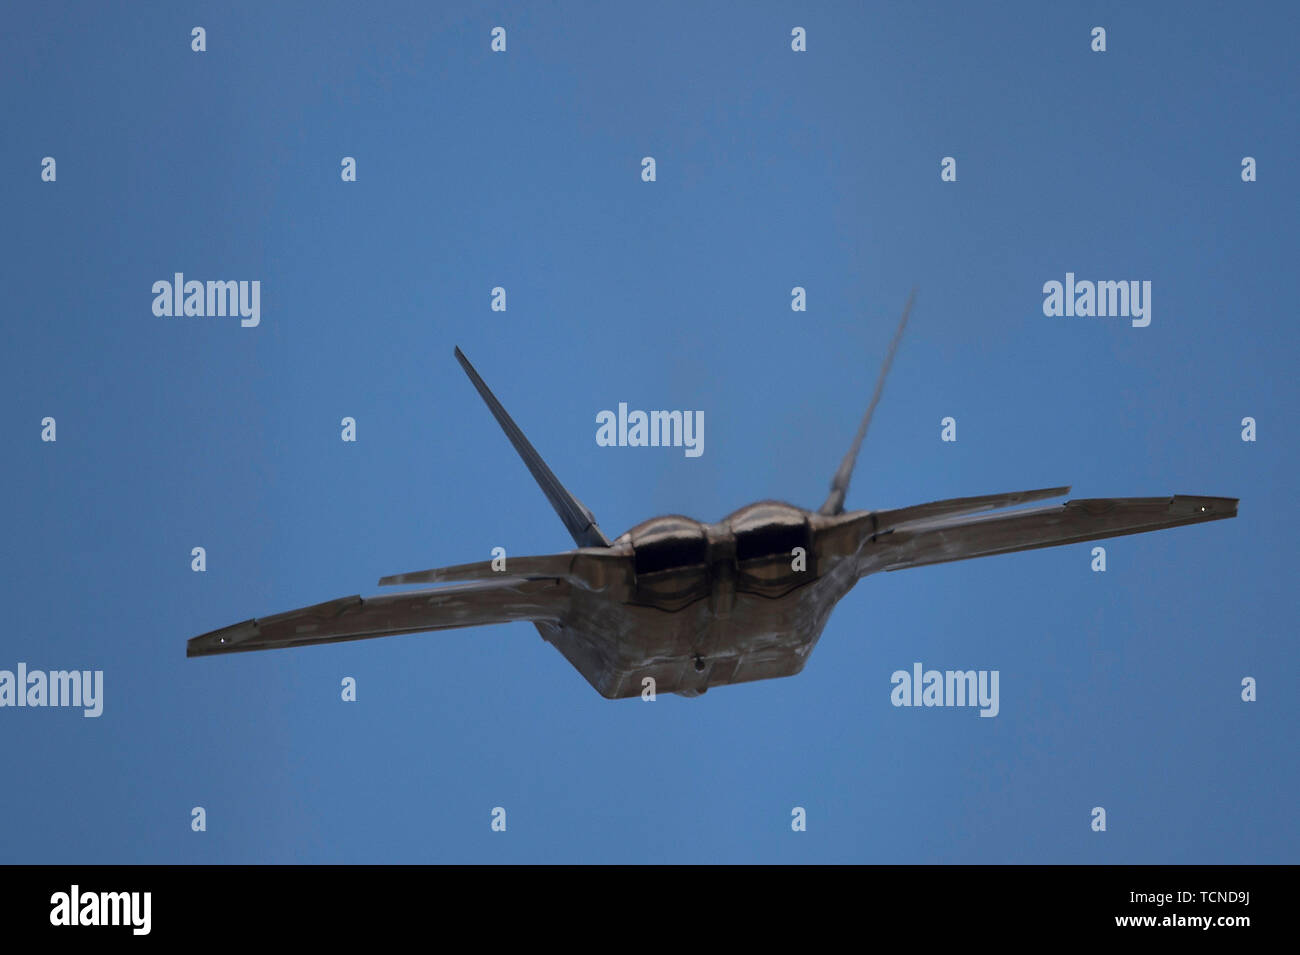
538, 501, 870, 698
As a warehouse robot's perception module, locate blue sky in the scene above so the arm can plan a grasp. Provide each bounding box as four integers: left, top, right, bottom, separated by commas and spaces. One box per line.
1, 1, 1295, 863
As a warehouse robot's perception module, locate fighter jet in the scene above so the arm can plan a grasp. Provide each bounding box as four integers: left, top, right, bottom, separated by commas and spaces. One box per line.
187, 293, 1238, 697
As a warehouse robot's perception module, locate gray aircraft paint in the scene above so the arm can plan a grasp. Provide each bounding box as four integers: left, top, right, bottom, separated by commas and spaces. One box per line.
187, 297, 1237, 698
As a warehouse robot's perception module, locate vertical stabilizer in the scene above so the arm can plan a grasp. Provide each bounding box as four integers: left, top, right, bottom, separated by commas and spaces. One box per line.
455, 347, 610, 548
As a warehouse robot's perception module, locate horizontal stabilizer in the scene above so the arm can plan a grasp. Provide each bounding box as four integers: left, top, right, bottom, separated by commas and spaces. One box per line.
187, 579, 569, 657
872, 486, 1071, 533
379, 555, 576, 587
860, 494, 1237, 575
379, 548, 627, 591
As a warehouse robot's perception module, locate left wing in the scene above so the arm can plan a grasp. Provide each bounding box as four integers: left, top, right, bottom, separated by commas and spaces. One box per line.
187, 577, 569, 657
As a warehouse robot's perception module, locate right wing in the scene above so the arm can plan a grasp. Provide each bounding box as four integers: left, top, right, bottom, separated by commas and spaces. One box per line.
859, 494, 1237, 575
187, 577, 569, 657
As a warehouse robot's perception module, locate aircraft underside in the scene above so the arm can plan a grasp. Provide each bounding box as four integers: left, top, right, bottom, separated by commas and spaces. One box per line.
187, 332, 1238, 703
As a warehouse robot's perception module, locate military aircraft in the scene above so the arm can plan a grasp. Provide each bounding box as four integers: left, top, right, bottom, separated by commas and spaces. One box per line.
187, 293, 1237, 697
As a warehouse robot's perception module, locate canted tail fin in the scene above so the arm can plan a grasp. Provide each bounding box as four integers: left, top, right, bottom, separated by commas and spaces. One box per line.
455, 347, 610, 548
819, 289, 916, 516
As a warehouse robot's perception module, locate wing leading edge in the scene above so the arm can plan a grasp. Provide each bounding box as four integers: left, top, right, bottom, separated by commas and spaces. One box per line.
186, 577, 569, 657
859, 494, 1237, 575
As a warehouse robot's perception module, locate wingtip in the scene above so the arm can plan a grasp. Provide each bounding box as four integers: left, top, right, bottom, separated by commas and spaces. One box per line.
1171, 494, 1239, 520
187, 618, 260, 657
